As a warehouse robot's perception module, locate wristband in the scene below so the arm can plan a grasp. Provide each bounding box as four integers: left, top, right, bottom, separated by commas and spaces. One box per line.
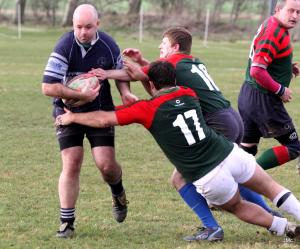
276, 85, 285, 97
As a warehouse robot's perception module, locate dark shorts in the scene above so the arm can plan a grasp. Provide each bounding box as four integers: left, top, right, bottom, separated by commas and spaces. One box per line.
238, 82, 295, 143
204, 107, 244, 144
56, 124, 115, 151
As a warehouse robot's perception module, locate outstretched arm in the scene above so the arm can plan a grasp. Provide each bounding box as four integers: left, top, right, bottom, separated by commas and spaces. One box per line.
55, 108, 119, 128
89, 68, 132, 81
122, 48, 150, 66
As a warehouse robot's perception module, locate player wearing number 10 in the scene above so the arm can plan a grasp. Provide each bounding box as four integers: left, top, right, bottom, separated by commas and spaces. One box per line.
56, 61, 300, 241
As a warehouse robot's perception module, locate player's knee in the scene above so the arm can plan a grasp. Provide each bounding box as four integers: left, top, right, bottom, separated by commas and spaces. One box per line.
286, 142, 300, 160
98, 160, 121, 180
170, 171, 186, 190
240, 144, 258, 156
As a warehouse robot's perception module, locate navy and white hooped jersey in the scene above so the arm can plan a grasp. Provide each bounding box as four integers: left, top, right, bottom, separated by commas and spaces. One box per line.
42, 30, 123, 113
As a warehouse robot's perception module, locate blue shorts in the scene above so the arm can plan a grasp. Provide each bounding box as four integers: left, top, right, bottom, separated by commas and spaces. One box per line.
238, 82, 295, 143
204, 107, 244, 144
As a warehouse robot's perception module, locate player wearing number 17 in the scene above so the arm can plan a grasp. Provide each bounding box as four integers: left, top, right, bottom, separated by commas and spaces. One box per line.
93, 27, 279, 240
56, 61, 300, 241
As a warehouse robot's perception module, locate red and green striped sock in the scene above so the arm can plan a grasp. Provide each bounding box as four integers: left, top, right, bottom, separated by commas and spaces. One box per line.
257, 145, 290, 170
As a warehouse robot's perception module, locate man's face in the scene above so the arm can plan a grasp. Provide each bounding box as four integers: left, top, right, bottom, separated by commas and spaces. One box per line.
73, 15, 99, 44
159, 37, 177, 58
276, 0, 300, 29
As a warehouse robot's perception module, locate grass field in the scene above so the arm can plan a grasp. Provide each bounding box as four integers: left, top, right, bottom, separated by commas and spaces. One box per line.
1, 26, 300, 249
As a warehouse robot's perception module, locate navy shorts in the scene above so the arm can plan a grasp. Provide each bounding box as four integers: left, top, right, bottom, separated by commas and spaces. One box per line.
204, 107, 244, 144
56, 124, 115, 151
54, 106, 115, 151
238, 82, 295, 143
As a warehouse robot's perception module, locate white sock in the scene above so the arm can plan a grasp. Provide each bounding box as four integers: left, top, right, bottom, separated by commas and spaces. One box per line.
273, 189, 300, 221
269, 216, 287, 236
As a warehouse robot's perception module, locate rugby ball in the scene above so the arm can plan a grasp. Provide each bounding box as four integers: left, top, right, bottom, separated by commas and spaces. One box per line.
62, 73, 99, 107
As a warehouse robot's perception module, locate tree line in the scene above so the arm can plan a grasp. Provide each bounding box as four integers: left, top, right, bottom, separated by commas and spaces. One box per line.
2, 0, 274, 27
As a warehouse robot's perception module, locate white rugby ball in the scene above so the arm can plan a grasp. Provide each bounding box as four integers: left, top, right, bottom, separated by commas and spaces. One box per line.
63, 73, 99, 107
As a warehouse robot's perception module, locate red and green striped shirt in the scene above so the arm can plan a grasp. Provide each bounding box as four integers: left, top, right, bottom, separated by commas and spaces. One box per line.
245, 16, 293, 93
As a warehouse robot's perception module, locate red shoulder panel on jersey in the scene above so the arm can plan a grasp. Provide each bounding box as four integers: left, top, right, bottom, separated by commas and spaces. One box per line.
116, 87, 197, 129
142, 54, 193, 74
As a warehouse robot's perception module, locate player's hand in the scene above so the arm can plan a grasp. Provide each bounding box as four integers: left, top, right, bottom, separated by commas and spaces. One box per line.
280, 87, 292, 103
121, 92, 139, 105
89, 68, 107, 80
292, 62, 300, 77
122, 48, 143, 64
124, 61, 149, 81
55, 108, 73, 126
80, 84, 100, 103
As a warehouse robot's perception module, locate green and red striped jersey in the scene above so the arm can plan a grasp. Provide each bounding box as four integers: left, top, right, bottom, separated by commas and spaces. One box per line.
143, 54, 230, 115
116, 86, 233, 182
245, 16, 293, 93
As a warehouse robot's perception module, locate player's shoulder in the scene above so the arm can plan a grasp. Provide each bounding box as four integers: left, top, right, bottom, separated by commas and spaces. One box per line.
56, 31, 75, 47
98, 30, 119, 49
263, 16, 287, 39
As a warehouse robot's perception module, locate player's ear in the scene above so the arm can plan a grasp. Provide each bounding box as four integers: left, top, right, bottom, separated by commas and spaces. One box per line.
173, 43, 180, 52
149, 81, 156, 96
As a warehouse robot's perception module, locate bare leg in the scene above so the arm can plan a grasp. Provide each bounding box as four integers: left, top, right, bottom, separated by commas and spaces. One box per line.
59, 146, 83, 208
92, 146, 122, 184
220, 190, 273, 228
92, 146, 127, 223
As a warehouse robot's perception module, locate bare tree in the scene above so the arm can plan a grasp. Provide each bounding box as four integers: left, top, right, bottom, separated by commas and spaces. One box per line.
194, 0, 207, 20
30, 0, 60, 26
230, 0, 248, 25
127, 0, 141, 15
14, 0, 26, 24
62, 0, 79, 27
211, 0, 226, 23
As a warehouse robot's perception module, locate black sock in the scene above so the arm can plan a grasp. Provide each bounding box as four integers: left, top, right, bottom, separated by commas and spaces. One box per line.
60, 207, 75, 224
109, 179, 124, 196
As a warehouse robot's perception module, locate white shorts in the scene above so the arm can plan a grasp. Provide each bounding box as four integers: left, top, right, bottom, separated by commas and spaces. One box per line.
193, 144, 256, 206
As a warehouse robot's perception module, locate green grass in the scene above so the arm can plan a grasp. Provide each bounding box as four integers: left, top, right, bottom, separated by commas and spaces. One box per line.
1, 26, 300, 249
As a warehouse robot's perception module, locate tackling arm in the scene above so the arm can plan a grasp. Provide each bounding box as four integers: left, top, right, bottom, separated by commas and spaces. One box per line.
55, 109, 119, 128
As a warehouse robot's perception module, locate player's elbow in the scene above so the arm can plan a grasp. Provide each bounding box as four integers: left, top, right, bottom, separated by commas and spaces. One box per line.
41, 83, 52, 96
42, 83, 61, 97
250, 66, 262, 80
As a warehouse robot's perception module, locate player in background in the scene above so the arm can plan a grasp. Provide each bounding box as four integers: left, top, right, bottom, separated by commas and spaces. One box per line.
238, 0, 300, 171
56, 61, 300, 242
90, 27, 280, 241
41, 4, 138, 238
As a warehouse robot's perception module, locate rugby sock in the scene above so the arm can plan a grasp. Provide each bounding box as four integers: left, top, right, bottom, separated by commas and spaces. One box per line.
109, 178, 124, 196
239, 185, 273, 213
60, 207, 75, 224
257, 145, 290, 170
269, 216, 287, 236
273, 189, 300, 221
179, 183, 219, 228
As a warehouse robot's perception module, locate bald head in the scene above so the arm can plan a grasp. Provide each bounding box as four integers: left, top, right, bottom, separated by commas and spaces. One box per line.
73, 4, 98, 22
73, 4, 99, 44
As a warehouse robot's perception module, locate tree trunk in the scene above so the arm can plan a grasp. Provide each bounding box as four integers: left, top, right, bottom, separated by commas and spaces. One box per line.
127, 0, 141, 15
14, 0, 26, 24
230, 0, 247, 25
211, 0, 226, 23
259, 0, 269, 22
62, 0, 79, 27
